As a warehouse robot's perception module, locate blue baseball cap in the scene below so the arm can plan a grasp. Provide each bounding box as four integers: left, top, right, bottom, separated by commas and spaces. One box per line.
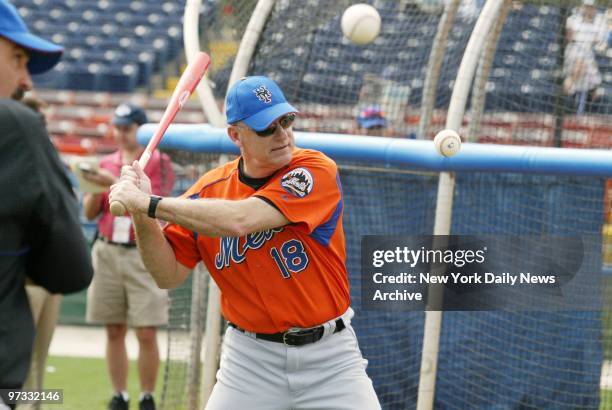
112, 103, 148, 126
357, 105, 387, 129
0, 0, 63, 74
226, 76, 298, 131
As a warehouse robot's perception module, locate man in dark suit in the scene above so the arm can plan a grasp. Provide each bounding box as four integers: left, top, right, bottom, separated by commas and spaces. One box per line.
0, 1, 93, 407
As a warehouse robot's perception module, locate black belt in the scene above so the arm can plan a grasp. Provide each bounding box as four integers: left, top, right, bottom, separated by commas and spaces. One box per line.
98, 236, 137, 248
229, 319, 346, 346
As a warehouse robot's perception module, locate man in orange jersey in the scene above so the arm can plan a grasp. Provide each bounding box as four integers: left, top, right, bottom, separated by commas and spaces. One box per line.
109, 76, 381, 410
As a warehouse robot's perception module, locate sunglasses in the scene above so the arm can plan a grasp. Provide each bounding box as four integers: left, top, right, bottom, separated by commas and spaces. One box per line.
253, 113, 296, 137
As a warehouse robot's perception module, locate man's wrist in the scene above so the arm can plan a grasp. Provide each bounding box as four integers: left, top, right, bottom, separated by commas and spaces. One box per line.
148, 195, 163, 218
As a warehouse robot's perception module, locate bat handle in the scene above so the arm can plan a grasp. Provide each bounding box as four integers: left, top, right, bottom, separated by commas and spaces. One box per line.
110, 200, 127, 216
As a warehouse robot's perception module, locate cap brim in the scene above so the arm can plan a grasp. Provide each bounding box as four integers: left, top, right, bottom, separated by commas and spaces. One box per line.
243, 102, 298, 131
112, 117, 136, 126
358, 118, 387, 129
2, 31, 63, 74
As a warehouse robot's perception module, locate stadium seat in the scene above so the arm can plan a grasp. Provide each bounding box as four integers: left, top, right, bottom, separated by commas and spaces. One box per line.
32, 61, 66, 89
161, 2, 182, 16
9, 0, 189, 92
135, 52, 155, 86
12, 0, 612, 105
97, 64, 138, 93
63, 63, 101, 91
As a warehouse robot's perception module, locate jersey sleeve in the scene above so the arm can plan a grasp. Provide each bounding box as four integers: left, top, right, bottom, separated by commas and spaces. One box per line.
255, 153, 342, 234
164, 223, 201, 270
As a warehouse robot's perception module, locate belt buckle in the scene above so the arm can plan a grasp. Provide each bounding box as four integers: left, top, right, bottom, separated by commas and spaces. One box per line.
282, 329, 298, 346
282, 327, 322, 346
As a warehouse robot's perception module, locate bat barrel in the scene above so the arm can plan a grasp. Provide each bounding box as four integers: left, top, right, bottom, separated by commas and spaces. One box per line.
108, 52, 211, 218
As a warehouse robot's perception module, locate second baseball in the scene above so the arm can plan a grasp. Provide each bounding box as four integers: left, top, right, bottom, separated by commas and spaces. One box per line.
341, 4, 381, 45
434, 129, 461, 157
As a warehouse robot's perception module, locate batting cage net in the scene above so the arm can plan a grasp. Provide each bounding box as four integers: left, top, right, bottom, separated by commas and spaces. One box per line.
204, 0, 477, 138
158, 273, 201, 410
157, 0, 612, 409
468, 0, 611, 148
158, 153, 219, 410
204, 0, 611, 144
154, 132, 609, 410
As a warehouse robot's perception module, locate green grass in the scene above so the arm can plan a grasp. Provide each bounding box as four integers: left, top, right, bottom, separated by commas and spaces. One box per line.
37, 349, 612, 409
603, 390, 612, 409
41, 356, 163, 410
604, 276, 612, 361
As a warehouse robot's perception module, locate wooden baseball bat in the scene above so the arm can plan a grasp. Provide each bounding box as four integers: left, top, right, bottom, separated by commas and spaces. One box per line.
110, 52, 211, 216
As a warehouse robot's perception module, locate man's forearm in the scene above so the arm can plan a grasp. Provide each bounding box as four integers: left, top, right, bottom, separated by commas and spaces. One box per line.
130, 193, 287, 246
150, 197, 254, 238
83, 193, 103, 220
132, 213, 185, 289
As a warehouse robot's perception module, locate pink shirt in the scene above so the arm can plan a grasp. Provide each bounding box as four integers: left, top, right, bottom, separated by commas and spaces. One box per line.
97, 150, 175, 241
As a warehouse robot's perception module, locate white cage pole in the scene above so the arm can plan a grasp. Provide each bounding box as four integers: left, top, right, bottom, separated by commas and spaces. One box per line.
182, 0, 224, 407
183, 0, 225, 127
468, 0, 512, 141
199, 276, 222, 407
416, 1, 506, 409
186, 265, 206, 410
227, 0, 276, 91
220, 0, 275, 164
417, 0, 460, 139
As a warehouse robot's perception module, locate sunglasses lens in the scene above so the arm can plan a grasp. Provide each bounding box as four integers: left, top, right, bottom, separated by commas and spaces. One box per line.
280, 113, 296, 128
256, 125, 277, 137
256, 113, 296, 137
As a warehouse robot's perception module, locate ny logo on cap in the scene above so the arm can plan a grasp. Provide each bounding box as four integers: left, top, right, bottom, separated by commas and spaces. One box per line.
253, 85, 272, 104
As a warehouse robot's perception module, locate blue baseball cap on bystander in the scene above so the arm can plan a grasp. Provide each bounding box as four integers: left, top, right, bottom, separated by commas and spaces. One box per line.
112, 103, 148, 126
226, 76, 298, 132
0, 0, 63, 74
357, 105, 387, 129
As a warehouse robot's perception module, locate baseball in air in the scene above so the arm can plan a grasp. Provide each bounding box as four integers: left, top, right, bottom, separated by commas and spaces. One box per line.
434, 129, 462, 157
341, 4, 381, 45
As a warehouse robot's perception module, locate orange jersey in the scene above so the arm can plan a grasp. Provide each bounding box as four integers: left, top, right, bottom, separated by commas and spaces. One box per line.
164, 149, 350, 333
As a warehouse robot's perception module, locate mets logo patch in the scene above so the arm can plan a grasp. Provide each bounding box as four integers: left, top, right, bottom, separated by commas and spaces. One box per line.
281, 168, 314, 198
253, 85, 272, 103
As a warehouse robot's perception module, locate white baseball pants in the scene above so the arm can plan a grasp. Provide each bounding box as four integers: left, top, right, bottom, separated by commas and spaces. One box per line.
205, 308, 381, 410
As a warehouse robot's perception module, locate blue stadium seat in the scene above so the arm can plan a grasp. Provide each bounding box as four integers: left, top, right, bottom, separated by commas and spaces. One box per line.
102, 2, 133, 14
14, 0, 52, 9
47, 0, 71, 7
161, 2, 182, 16
81, 9, 99, 24
10, 0, 186, 92
114, 12, 138, 27
135, 52, 155, 86
17, 0, 607, 114
11, 0, 37, 7
32, 61, 66, 89
97, 64, 138, 92
63, 62, 101, 91
128, 14, 164, 27
165, 25, 183, 57
64, 47, 85, 63
16, 7, 46, 23
143, 37, 170, 70
54, 10, 83, 24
